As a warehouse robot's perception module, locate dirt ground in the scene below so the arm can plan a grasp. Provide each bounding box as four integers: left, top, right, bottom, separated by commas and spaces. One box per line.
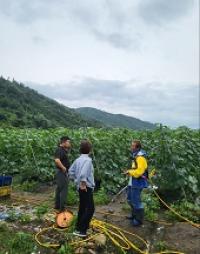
0, 187, 199, 254
96, 193, 200, 254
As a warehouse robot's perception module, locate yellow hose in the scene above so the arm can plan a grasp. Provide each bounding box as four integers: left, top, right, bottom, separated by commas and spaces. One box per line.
35, 218, 187, 254
34, 226, 61, 248
149, 177, 200, 229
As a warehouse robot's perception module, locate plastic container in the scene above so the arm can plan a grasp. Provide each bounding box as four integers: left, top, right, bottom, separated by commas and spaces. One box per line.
0, 185, 12, 197
0, 176, 12, 187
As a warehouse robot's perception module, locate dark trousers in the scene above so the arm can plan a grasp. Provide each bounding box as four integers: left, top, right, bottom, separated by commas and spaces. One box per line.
55, 170, 68, 210
76, 187, 95, 233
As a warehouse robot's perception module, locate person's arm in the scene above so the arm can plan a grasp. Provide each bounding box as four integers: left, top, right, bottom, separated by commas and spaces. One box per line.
127, 156, 147, 178
54, 148, 66, 173
55, 158, 66, 173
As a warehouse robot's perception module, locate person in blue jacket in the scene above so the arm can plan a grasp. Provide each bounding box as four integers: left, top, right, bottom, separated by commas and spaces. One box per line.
69, 140, 95, 237
124, 140, 148, 226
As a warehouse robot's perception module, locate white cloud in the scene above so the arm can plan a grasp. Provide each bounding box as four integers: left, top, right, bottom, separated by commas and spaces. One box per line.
0, 0, 199, 128
26, 78, 199, 128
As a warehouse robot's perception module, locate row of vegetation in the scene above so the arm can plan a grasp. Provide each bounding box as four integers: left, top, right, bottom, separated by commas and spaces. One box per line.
0, 125, 199, 201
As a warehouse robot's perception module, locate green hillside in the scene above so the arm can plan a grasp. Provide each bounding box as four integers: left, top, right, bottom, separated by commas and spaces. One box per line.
0, 77, 101, 128
76, 107, 156, 130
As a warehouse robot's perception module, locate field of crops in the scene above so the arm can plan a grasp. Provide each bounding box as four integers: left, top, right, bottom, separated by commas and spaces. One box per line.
0, 126, 199, 201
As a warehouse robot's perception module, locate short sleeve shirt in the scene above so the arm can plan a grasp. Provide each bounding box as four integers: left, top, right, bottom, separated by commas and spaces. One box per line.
54, 146, 70, 170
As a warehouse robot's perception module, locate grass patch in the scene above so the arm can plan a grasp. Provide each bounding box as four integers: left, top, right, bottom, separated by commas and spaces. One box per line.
0, 223, 37, 254
14, 180, 40, 192
18, 213, 32, 224
142, 192, 160, 221
10, 232, 36, 254
164, 200, 200, 223
7, 210, 32, 224
6, 210, 19, 222
34, 203, 49, 220
154, 241, 168, 251
0, 222, 15, 253
67, 183, 79, 206
58, 244, 74, 254
94, 187, 110, 205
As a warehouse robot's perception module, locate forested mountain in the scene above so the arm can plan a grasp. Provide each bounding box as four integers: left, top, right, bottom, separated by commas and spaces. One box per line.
0, 77, 155, 130
0, 77, 101, 128
76, 107, 156, 130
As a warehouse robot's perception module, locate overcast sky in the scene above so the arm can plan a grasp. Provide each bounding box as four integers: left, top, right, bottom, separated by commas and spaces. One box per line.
0, 0, 199, 128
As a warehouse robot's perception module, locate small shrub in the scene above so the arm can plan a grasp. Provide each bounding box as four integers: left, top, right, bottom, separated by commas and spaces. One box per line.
58, 244, 74, 254
67, 183, 79, 206
142, 192, 160, 211
18, 213, 32, 224
142, 192, 160, 221
34, 203, 49, 220
145, 209, 158, 221
165, 200, 200, 223
10, 232, 36, 254
7, 210, 19, 222
94, 187, 110, 205
19, 180, 39, 192
154, 241, 168, 251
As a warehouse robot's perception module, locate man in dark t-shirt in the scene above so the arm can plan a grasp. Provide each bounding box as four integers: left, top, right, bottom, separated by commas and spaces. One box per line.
54, 136, 71, 211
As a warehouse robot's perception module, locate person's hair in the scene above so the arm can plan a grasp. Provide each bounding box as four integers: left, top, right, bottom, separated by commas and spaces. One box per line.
60, 136, 71, 144
80, 140, 92, 154
132, 140, 142, 150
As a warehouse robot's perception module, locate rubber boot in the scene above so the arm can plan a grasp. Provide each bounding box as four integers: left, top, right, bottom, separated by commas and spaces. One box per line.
126, 208, 136, 220
132, 208, 144, 226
